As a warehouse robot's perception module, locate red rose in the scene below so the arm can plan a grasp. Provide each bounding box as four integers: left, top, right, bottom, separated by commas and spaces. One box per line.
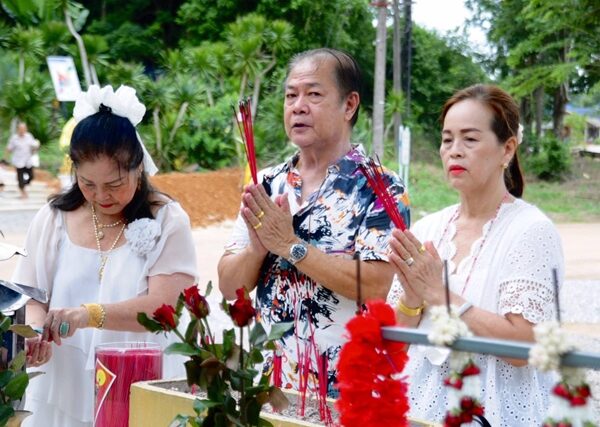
553, 383, 571, 399
460, 412, 473, 423
443, 413, 462, 427
471, 403, 484, 416
460, 362, 481, 377
153, 304, 177, 330
569, 395, 587, 406
460, 396, 475, 411
183, 285, 210, 319
576, 384, 591, 398
443, 375, 463, 390
229, 288, 256, 327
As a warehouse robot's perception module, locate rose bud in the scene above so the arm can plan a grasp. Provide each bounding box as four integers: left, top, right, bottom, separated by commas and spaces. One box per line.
229, 288, 257, 327
153, 304, 178, 331
183, 285, 210, 319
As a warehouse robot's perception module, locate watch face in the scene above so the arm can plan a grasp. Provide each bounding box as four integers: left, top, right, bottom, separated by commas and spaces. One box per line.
290, 243, 307, 263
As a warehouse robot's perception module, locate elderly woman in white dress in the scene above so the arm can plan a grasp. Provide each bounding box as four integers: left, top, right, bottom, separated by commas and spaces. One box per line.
13, 85, 198, 427
387, 84, 564, 426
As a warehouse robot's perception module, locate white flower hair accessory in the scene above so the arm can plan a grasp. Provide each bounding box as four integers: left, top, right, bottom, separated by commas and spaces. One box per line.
124, 218, 161, 256
517, 123, 524, 145
73, 84, 158, 175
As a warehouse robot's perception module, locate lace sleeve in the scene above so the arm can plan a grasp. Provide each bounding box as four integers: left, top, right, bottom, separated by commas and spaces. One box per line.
386, 275, 404, 305
497, 219, 564, 324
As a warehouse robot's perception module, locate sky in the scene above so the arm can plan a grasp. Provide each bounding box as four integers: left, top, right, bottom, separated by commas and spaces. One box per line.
412, 0, 488, 52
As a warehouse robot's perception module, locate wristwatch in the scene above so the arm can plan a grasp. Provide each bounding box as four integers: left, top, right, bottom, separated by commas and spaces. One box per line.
288, 242, 308, 265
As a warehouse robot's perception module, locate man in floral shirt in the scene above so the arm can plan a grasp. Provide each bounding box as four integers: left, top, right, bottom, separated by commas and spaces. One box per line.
218, 48, 410, 397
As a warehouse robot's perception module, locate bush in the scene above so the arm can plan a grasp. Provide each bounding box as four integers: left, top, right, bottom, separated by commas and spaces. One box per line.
525, 134, 572, 182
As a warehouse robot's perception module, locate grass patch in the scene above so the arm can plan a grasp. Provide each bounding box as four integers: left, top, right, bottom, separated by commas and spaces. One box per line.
400, 156, 600, 224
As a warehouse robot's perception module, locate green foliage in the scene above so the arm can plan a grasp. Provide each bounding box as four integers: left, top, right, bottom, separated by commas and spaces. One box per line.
0, 313, 32, 426
407, 26, 488, 138
138, 284, 293, 427
524, 134, 572, 182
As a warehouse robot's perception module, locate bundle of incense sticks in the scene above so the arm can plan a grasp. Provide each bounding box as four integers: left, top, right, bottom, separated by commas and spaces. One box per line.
232, 98, 258, 184
359, 158, 407, 231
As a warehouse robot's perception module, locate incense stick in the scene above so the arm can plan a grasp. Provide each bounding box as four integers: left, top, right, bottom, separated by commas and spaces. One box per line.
552, 268, 561, 324
232, 98, 258, 184
354, 251, 361, 314
359, 158, 407, 231
443, 260, 451, 315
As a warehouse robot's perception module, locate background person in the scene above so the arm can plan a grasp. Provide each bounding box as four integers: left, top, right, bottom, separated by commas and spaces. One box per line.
6, 122, 39, 199
387, 84, 564, 426
218, 48, 410, 397
13, 85, 198, 427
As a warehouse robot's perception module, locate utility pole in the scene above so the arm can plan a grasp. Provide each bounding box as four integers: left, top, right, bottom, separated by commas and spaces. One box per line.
402, 0, 412, 119
392, 0, 402, 154
372, 1, 388, 159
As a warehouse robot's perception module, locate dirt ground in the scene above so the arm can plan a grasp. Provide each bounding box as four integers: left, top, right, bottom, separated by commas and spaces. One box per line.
150, 168, 244, 228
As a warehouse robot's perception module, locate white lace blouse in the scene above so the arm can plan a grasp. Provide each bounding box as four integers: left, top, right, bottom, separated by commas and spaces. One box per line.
387, 198, 564, 426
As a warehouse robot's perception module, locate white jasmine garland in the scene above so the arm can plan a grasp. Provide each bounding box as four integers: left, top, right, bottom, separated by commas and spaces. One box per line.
428, 305, 472, 347
528, 321, 572, 372
529, 322, 595, 426
124, 218, 161, 256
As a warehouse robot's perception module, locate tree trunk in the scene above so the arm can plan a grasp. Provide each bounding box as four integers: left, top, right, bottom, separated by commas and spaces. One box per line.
64, 6, 91, 88
168, 101, 189, 146
153, 107, 162, 168
552, 84, 568, 140
534, 86, 544, 137
372, 2, 388, 159
90, 63, 100, 86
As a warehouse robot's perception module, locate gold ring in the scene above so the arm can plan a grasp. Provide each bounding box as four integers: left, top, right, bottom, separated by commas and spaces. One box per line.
257, 211, 265, 219
253, 222, 262, 230
404, 257, 415, 266
418, 245, 426, 254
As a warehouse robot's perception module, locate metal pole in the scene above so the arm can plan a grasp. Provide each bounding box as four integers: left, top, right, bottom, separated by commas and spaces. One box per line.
382, 326, 600, 370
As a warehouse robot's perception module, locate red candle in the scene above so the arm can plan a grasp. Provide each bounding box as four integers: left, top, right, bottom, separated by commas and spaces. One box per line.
94, 342, 162, 427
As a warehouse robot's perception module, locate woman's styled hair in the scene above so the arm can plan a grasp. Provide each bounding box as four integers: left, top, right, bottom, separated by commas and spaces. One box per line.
286, 48, 363, 126
49, 108, 167, 221
440, 84, 524, 198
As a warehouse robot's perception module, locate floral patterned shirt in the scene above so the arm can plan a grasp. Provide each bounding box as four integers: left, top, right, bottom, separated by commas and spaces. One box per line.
225, 145, 410, 397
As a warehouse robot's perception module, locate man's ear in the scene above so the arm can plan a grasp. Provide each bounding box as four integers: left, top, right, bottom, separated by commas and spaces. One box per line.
344, 92, 360, 122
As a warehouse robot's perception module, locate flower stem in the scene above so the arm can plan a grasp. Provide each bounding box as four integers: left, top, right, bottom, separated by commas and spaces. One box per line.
239, 326, 246, 425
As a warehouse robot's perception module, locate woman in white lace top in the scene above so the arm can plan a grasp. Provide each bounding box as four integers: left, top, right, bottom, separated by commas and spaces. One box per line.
386, 84, 564, 426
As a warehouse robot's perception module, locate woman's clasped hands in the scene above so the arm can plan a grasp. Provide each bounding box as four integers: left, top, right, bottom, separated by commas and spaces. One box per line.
389, 228, 446, 307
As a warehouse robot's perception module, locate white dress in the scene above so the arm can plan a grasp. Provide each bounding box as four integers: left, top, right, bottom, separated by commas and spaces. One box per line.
387, 198, 564, 427
12, 202, 198, 427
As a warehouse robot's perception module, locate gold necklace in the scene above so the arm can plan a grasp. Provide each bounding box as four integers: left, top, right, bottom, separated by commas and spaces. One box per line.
91, 206, 123, 240
91, 204, 126, 281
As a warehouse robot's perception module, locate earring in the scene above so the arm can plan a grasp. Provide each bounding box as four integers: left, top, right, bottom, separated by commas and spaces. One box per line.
502, 162, 508, 170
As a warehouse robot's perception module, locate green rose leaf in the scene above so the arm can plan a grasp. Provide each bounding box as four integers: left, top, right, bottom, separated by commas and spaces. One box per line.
165, 342, 198, 356
136, 312, 165, 333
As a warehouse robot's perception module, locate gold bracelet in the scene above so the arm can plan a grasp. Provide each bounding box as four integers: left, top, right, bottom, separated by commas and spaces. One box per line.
82, 303, 106, 329
396, 299, 425, 317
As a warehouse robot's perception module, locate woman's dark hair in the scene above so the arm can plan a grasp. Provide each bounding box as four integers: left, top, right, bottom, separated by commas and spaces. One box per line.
440, 84, 524, 198
49, 108, 167, 222
286, 48, 363, 126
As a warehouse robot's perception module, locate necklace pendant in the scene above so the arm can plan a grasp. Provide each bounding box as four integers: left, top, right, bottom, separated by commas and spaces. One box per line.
99, 266, 104, 281
97, 230, 105, 240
